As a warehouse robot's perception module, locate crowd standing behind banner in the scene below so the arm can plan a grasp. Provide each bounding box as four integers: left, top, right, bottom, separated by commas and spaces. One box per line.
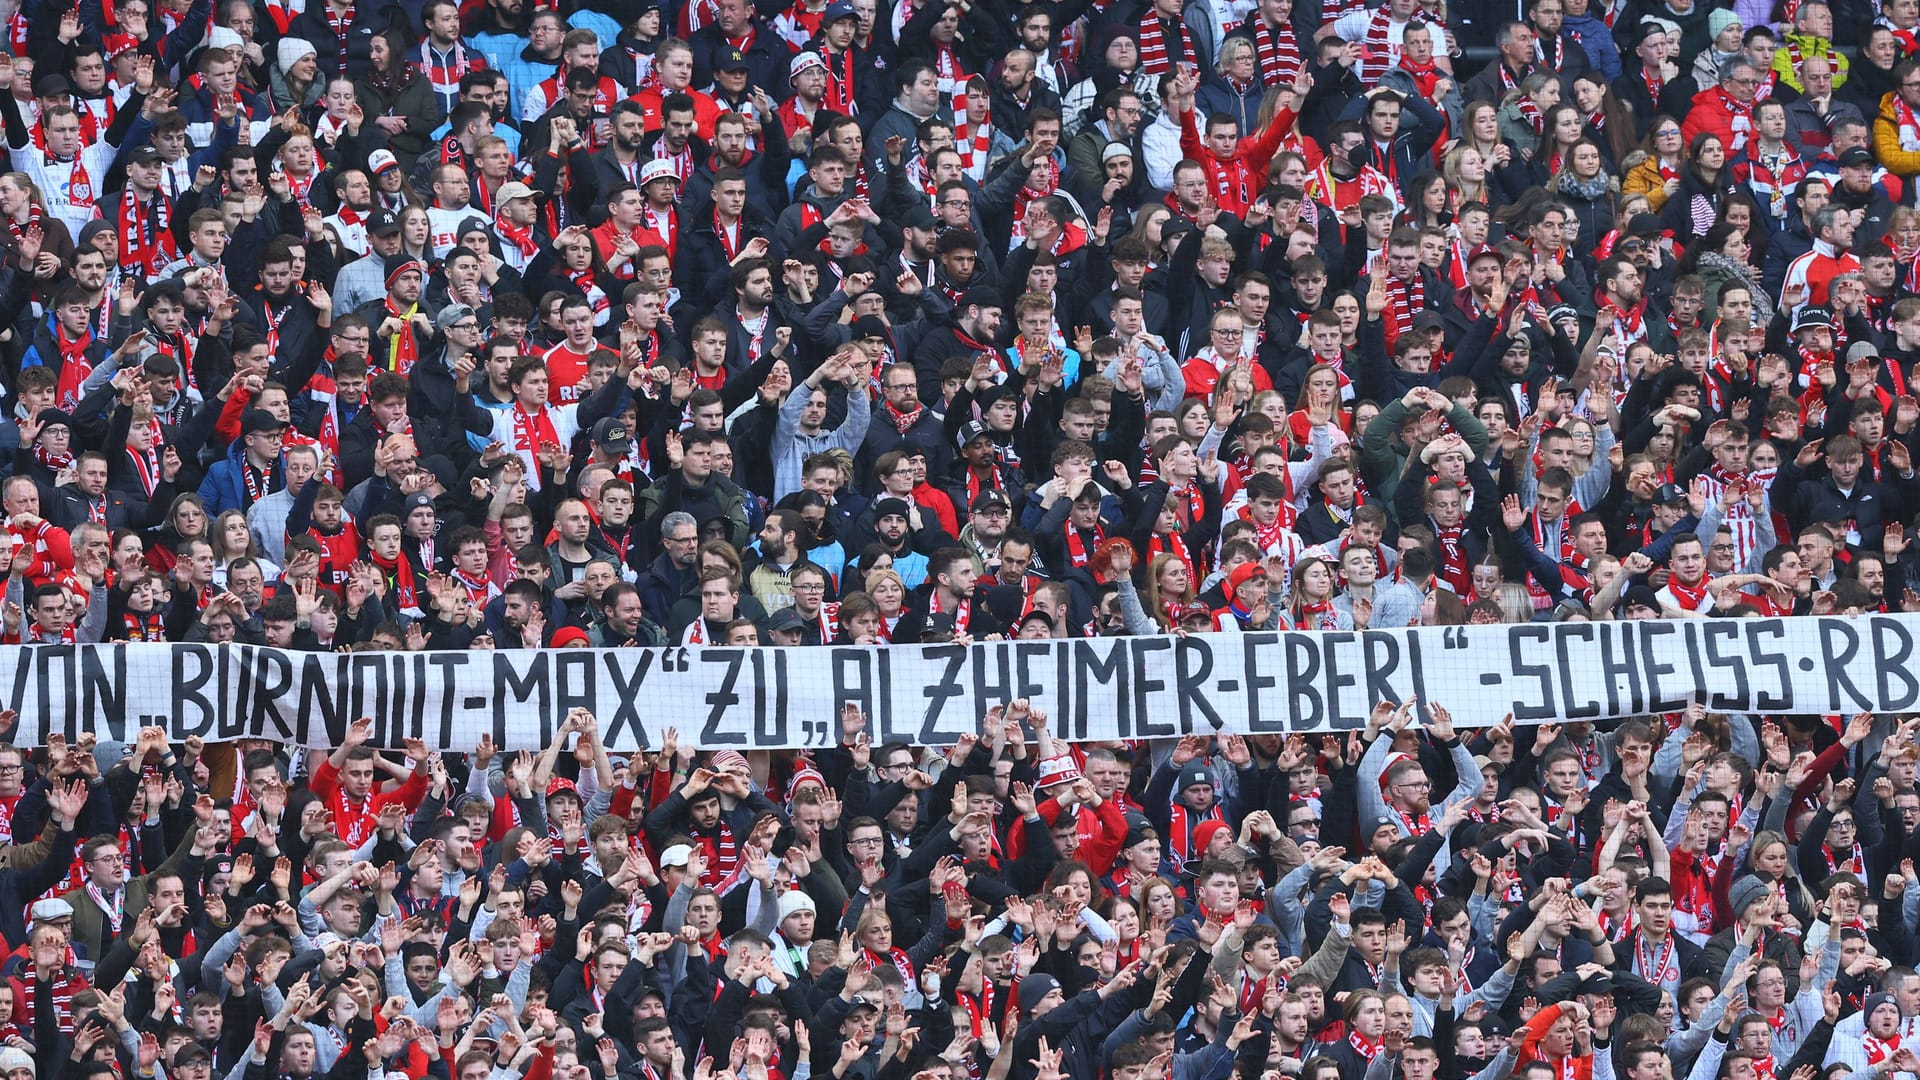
11, 0, 1920, 1075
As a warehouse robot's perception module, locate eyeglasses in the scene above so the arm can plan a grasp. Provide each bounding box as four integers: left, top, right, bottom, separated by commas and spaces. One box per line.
91, 852, 125, 864
793, 582, 826, 592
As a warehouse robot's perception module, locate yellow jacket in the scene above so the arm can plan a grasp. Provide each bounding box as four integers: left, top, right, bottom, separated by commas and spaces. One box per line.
1773, 33, 1849, 92
1876, 91, 1920, 177
1621, 153, 1675, 211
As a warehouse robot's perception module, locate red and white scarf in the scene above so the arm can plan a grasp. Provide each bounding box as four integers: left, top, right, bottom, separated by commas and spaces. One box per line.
1357, 10, 1416, 85
1252, 17, 1301, 85
1138, 12, 1192, 77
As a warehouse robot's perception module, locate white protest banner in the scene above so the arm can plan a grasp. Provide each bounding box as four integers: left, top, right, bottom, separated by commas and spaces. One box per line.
4, 615, 1913, 749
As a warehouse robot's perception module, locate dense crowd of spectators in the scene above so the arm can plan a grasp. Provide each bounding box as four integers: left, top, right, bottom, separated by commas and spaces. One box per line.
0, 0, 1914, 1079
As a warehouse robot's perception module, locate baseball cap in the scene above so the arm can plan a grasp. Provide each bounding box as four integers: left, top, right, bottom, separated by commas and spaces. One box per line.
1173, 601, 1214, 624
956, 420, 991, 449
1839, 146, 1876, 167
592, 417, 633, 453
768, 608, 806, 633
1794, 305, 1834, 331
1466, 243, 1501, 264
1411, 310, 1445, 332
497, 180, 542, 204
1623, 213, 1662, 239
823, 0, 858, 20
241, 409, 286, 435
367, 208, 401, 236
367, 149, 400, 176
971, 489, 1011, 513
32, 73, 70, 98
658, 844, 693, 867
128, 144, 163, 166
436, 303, 478, 332
900, 204, 937, 231
718, 48, 749, 72
1653, 482, 1687, 505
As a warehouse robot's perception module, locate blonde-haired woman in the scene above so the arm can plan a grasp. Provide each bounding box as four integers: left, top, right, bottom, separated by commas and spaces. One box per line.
0, 172, 75, 269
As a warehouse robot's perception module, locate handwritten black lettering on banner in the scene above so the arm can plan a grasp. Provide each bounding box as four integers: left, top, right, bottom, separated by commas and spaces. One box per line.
1, 616, 1909, 749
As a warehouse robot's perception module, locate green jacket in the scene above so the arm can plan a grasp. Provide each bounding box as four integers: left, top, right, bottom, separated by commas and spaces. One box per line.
1357, 398, 1491, 521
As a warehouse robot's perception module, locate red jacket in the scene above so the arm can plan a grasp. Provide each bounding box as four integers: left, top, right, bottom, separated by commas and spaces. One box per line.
1178, 105, 1294, 218
1680, 86, 1755, 156
308, 757, 429, 847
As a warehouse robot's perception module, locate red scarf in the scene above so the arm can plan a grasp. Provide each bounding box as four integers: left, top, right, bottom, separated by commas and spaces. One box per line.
1383, 270, 1425, 352
1349, 1031, 1381, 1062
499, 220, 539, 259
1064, 521, 1105, 568
865, 946, 914, 986
1635, 933, 1677, 986
712, 210, 744, 262
1358, 9, 1417, 85
1238, 504, 1291, 550
885, 401, 924, 434
928, 585, 972, 633
53, 324, 94, 411
512, 403, 560, 458
824, 47, 856, 115
384, 298, 418, 374
14, 963, 83, 1034
953, 91, 991, 177
1148, 529, 1196, 597
322, 0, 354, 63
370, 548, 417, 611
1138, 12, 1192, 77
1434, 525, 1469, 595
5, 203, 42, 245
566, 265, 611, 321
1252, 17, 1301, 84
1167, 800, 1226, 864
1516, 95, 1546, 135
1666, 572, 1713, 611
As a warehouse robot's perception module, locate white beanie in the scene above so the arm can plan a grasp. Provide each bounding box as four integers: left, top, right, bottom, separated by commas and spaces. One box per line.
777, 891, 816, 921
277, 37, 316, 71
206, 25, 242, 50
0, 1047, 34, 1079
